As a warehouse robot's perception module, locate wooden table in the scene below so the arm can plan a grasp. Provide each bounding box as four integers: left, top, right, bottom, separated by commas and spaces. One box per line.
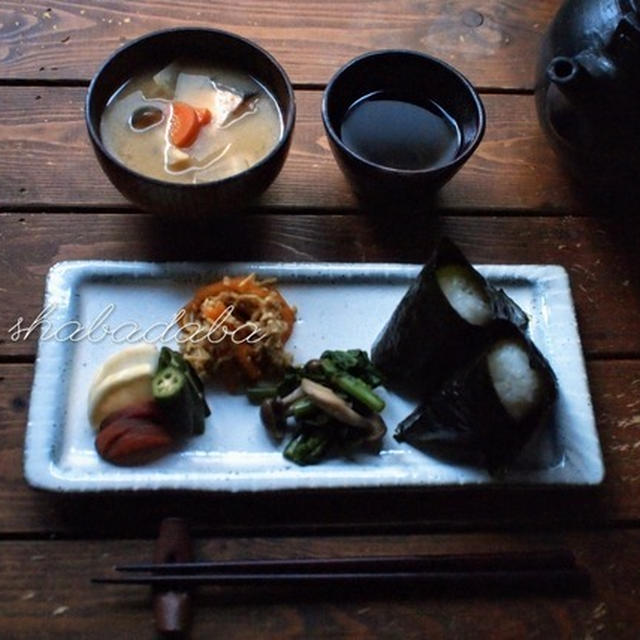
1, 2, 639, 638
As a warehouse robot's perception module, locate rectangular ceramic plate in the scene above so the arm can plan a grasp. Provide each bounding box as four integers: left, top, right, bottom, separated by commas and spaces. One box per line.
24, 261, 604, 492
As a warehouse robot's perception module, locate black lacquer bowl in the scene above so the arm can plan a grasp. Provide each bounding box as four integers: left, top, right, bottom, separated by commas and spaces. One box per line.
85, 28, 295, 217
322, 50, 485, 209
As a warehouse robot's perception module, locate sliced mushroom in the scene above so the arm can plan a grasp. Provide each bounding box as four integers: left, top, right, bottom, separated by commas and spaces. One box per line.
303, 359, 324, 376
259, 385, 306, 441
362, 413, 387, 442
260, 398, 286, 441
299, 378, 387, 444
281, 386, 305, 406
300, 378, 367, 428
359, 413, 387, 453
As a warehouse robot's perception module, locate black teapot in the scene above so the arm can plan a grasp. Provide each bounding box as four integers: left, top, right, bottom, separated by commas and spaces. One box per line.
536, 0, 640, 196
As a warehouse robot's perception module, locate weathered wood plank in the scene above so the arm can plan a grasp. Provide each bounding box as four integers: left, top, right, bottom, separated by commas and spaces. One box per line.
2, 360, 640, 534
0, 87, 577, 212
0, 213, 638, 358
0, 1, 558, 88
0, 530, 638, 639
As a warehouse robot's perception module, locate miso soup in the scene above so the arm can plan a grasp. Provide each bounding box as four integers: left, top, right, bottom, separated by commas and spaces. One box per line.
99, 61, 283, 183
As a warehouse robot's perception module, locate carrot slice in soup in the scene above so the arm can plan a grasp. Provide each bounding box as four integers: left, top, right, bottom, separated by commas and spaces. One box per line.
169, 102, 200, 148
195, 107, 212, 126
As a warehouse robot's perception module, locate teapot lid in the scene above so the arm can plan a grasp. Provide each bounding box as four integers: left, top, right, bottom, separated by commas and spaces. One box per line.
607, 9, 640, 71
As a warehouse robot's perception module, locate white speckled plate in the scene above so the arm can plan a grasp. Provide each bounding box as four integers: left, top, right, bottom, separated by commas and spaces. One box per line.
24, 261, 603, 492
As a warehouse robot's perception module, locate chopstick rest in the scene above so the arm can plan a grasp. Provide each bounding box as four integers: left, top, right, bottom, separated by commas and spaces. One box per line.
152, 517, 193, 637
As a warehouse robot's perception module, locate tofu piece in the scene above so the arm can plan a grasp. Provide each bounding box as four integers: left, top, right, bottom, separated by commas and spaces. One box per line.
165, 145, 191, 171
212, 84, 244, 125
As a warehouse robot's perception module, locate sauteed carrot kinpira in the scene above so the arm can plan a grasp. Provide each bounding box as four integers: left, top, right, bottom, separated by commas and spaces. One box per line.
185, 275, 295, 339
179, 274, 296, 388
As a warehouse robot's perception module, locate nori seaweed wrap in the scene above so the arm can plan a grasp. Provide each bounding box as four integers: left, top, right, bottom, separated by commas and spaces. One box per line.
371, 238, 528, 398
394, 321, 558, 472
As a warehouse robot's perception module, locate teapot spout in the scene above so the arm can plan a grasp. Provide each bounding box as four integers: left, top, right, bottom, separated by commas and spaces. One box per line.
545, 51, 615, 102
546, 56, 581, 86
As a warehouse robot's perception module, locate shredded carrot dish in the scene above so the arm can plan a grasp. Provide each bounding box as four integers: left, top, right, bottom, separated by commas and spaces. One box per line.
178, 274, 296, 388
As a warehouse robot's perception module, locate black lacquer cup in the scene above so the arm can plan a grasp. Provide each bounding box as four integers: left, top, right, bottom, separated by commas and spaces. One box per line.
322, 50, 485, 210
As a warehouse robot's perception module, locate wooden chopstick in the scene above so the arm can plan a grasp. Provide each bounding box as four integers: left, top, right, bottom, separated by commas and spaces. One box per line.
93, 567, 590, 593
114, 549, 577, 576
93, 550, 589, 595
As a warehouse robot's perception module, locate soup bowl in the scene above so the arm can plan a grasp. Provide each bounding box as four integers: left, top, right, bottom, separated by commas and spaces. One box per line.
86, 28, 295, 216
322, 50, 485, 209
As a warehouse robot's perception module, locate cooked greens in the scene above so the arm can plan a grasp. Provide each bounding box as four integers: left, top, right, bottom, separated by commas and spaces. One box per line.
249, 349, 387, 465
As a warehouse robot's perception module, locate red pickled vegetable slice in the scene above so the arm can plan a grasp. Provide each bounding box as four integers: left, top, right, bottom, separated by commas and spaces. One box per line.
99, 399, 165, 431
95, 417, 173, 466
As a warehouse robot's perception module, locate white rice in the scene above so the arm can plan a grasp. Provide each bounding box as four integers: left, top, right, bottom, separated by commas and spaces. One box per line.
487, 339, 542, 421
436, 264, 492, 326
